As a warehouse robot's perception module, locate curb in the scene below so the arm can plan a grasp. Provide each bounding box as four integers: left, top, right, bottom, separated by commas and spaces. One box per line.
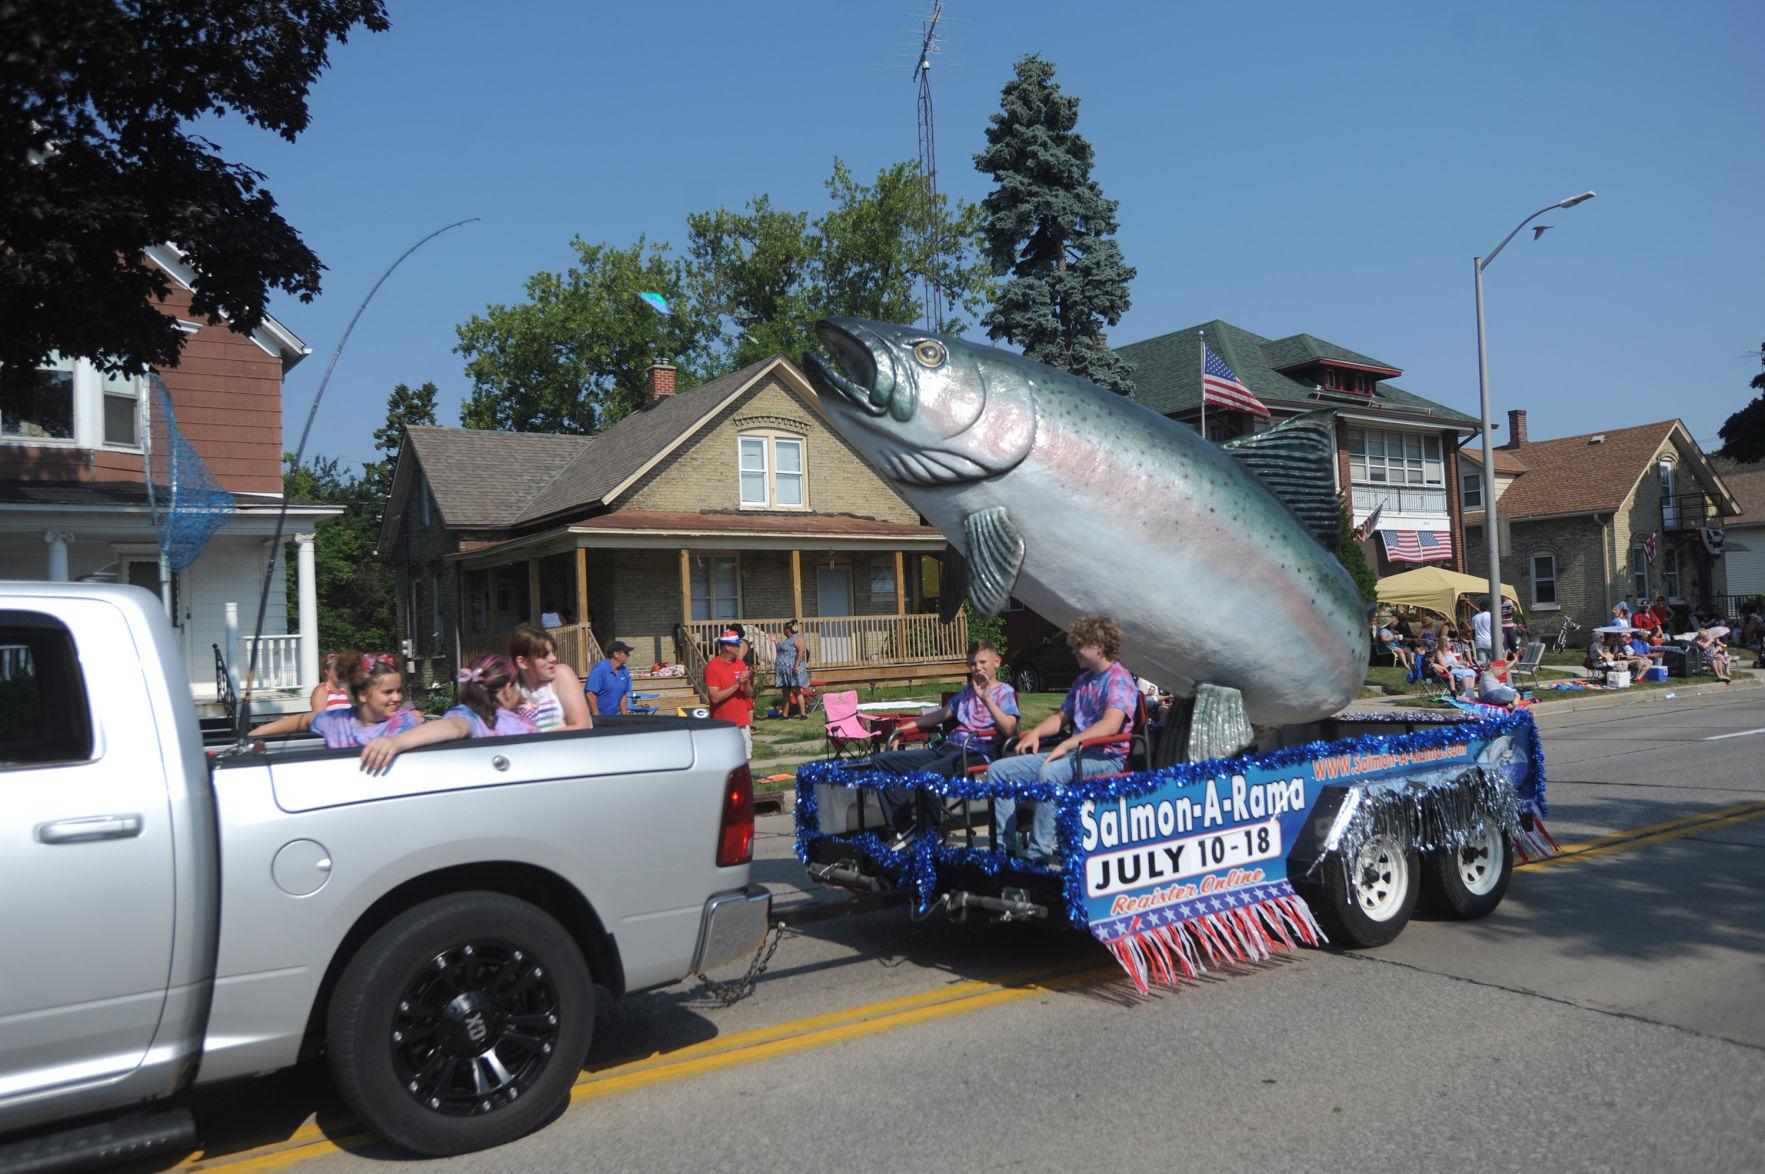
1344, 673, 1759, 718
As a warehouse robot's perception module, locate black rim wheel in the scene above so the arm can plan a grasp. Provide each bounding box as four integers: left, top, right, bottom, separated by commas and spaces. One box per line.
392, 941, 561, 1118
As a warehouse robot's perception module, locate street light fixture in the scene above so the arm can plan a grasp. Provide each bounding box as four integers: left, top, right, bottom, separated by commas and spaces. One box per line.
1472, 191, 1595, 652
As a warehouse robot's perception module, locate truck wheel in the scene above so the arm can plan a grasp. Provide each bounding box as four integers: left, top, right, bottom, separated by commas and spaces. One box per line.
1424, 825, 1513, 919
326, 891, 593, 1156
1301, 834, 1419, 949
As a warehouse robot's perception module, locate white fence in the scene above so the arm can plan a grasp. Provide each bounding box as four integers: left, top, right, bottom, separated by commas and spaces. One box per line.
243, 634, 304, 691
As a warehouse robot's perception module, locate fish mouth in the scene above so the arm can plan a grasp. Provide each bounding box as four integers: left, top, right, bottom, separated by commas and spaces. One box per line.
803, 319, 898, 419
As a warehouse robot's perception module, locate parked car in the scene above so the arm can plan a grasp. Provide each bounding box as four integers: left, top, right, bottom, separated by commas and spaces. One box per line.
0, 582, 768, 1169
1009, 630, 1079, 694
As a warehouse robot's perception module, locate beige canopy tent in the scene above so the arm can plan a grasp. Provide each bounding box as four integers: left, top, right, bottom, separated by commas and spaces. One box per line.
1375, 566, 1520, 619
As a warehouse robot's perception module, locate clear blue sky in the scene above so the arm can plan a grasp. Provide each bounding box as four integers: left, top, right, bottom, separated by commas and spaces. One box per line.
200, 0, 1763, 470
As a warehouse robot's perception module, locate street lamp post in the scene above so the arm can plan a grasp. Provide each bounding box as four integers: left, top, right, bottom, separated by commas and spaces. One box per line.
1473, 191, 1595, 653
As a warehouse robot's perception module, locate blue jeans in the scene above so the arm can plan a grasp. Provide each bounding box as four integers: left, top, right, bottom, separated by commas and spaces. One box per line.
988, 750, 1121, 863
869, 744, 989, 832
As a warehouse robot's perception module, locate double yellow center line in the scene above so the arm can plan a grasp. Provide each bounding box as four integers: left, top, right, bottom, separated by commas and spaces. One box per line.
178, 799, 1765, 1170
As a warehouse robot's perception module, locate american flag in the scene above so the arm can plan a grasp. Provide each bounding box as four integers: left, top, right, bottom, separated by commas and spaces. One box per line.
1202, 344, 1270, 418
1642, 530, 1658, 564
1382, 530, 1453, 564
1352, 502, 1385, 543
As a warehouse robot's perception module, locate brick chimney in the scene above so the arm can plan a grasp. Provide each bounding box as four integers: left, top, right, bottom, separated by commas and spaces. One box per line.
645, 360, 677, 408
1505, 408, 1528, 449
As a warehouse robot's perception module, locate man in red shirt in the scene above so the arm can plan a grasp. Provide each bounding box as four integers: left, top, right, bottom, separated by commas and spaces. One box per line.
703, 629, 754, 760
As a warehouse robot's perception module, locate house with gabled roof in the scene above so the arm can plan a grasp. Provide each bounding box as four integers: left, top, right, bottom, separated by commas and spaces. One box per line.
0, 245, 339, 715
1115, 320, 1480, 576
379, 357, 965, 699
1718, 465, 1765, 604
1459, 410, 1742, 626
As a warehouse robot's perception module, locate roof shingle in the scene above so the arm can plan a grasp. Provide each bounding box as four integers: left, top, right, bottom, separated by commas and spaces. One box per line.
1114, 319, 1477, 425
1477, 420, 1679, 520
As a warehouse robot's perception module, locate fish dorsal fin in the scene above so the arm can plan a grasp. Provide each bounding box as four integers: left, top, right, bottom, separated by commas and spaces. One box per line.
962, 506, 1024, 618
1221, 410, 1339, 546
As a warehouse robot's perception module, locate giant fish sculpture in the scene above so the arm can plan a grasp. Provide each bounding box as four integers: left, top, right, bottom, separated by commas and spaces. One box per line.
802, 318, 1370, 746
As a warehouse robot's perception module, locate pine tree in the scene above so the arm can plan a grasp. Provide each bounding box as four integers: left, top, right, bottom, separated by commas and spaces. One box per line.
1335, 503, 1379, 606
973, 54, 1136, 394
366, 381, 438, 495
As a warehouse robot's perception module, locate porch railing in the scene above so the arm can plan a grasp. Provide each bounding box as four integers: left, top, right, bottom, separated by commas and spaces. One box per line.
680, 613, 968, 672
461, 623, 603, 676
243, 634, 303, 691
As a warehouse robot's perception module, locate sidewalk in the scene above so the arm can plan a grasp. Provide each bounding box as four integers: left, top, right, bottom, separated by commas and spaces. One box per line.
1343, 670, 1759, 717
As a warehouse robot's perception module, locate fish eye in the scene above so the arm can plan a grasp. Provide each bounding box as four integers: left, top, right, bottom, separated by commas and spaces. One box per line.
912, 340, 946, 367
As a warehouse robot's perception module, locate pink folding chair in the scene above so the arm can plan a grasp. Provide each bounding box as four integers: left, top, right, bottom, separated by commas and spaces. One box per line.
820, 690, 885, 760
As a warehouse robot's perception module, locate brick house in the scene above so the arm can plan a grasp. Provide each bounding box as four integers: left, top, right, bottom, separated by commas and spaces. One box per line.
379, 356, 966, 699
0, 245, 339, 713
1459, 410, 1742, 627
1115, 321, 1478, 577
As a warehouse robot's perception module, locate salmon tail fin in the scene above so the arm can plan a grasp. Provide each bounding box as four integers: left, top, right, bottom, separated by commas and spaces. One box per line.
1220, 410, 1339, 547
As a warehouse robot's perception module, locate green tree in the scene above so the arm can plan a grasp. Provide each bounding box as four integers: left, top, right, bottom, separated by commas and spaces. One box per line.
285, 454, 397, 654
973, 54, 1136, 394
1335, 502, 1379, 606
454, 237, 716, 434
1715, 340, 1765, 463
0, 1, 388, 388
367, 380, 438, 493
688, 159, 992, 370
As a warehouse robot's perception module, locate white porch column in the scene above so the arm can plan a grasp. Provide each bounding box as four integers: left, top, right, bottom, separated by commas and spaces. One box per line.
42, 530, 73, 581
295, 533, 320, 689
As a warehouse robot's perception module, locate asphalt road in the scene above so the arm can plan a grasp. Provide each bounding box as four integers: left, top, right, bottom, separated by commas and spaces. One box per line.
152, 691, 1765, 1174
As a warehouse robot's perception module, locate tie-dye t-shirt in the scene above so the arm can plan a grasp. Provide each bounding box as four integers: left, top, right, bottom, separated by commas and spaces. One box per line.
310, 707, 423, 749
443, 705, 540, 739
1060, 661, 1138, 764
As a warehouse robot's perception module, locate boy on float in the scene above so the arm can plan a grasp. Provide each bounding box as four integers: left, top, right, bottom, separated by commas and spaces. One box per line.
988, 614, 1138, 866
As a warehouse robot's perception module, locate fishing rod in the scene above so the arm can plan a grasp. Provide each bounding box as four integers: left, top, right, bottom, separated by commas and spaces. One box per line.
236, 217, 479, 740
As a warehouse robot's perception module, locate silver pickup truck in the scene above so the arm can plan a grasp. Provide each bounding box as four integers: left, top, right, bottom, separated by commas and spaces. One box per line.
0, 582, 769, 1165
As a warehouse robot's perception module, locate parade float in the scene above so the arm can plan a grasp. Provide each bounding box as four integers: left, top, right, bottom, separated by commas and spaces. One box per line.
786, 319, 1557, 990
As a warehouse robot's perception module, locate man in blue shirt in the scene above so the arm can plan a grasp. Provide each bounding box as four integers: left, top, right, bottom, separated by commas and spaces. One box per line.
989, 614, 1138, 865
586, 641, 633, 716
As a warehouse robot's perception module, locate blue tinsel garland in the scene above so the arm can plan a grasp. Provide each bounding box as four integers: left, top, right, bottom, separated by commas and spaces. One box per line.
796, 710, 1547, 925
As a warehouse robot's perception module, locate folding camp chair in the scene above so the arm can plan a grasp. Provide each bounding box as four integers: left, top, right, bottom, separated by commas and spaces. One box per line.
1508, 641, 1546, 689
820, 690, 887, 760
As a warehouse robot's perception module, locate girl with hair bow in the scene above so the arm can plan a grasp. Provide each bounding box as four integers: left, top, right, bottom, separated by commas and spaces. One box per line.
253, 651, 422, 751
352, 653, 540, 772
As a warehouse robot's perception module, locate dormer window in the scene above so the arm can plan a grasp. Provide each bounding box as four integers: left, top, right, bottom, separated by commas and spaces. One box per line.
1322, 367, 1378, 395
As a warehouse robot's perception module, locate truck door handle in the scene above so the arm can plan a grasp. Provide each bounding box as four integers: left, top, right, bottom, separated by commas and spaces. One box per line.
36, 814, 144, 844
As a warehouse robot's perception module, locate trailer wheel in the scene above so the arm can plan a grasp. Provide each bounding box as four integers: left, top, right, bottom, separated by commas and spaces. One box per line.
327, 891, 593, 1156
1303, 834, 1418, 948
1424, 825, 1513, 920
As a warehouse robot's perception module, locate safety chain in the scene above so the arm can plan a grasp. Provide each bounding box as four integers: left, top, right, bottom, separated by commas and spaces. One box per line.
695, 923, 789, 1005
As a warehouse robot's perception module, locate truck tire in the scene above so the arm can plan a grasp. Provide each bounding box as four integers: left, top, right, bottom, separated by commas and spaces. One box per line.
1424, 825, 1513, 920
326, 891, 593, 1156
1297, 834, 1418, 949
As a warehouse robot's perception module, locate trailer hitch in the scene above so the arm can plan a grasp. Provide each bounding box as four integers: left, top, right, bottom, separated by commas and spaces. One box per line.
940, 887, 1048, 923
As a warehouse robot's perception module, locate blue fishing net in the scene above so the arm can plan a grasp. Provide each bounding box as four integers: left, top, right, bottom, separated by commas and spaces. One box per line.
146, 374, 233, 572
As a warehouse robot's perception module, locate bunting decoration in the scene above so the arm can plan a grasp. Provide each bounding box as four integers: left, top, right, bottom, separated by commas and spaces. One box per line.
1701, 526, 1726, 558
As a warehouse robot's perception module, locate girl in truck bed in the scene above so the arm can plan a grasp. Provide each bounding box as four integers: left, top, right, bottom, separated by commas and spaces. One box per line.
251, 652, 422, 748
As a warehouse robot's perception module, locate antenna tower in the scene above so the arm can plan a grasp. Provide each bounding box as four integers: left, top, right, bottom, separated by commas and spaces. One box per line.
914, 2, 945, 333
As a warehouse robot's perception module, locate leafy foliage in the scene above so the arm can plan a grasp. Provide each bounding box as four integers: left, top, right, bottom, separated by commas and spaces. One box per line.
285, 455, 396, 654
973, 55, 1137, 394
455, 237, 716, 434
0, 1, 388, 387
1714, 340, 1765, 463
367, 381, 439, 493
962, 601, 1008, 663
1335, 502, 1379, 606
454, 160, 991, 433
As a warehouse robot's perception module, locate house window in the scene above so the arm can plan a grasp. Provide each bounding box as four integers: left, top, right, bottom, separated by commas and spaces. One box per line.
407, 579, 420, 650
738, 433, 807, 509
690, 556, 740, 621
1460, 466, 1484, 511
101, 368, 141, 447
1658, 460, 1678, 529
1347, 427, 1446, 516
1662, 548, 1681, 600
1631, 546, 1649, 600
1530, 553, 1558, 607
869, 562, 896, 602
1, 355, 75, 440
420, 476, 431, 529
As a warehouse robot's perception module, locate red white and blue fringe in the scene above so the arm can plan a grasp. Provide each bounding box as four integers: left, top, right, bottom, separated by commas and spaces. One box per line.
1091, 882, 1326, 995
